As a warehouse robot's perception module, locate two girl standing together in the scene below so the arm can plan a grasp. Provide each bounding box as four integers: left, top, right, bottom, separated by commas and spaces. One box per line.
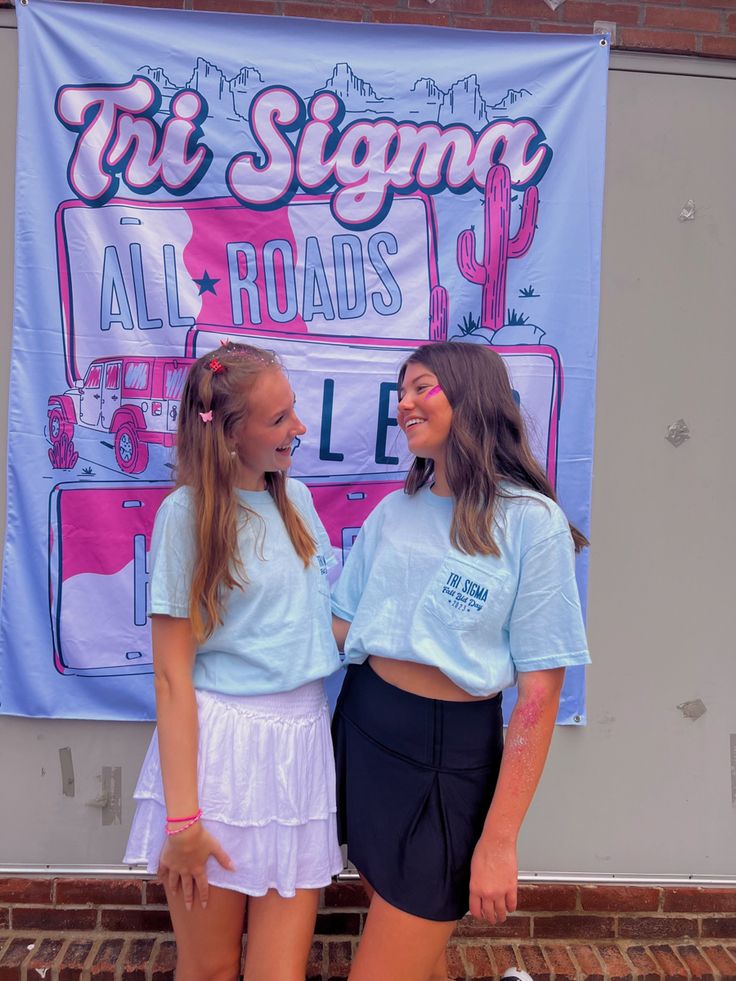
125, 341, 590, 981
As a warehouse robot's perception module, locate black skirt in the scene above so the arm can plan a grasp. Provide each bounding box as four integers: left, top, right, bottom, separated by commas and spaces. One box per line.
332, 660, 504, 922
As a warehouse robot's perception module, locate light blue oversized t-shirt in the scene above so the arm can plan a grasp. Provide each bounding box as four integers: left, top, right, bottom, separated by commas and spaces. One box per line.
149, 479, 340, 695
331, 484, 590, 696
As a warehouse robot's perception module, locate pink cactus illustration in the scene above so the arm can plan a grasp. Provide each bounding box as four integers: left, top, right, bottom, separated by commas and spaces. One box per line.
457, 164, 539, 332
429, 285, 449, 341
49, 434, 79, 470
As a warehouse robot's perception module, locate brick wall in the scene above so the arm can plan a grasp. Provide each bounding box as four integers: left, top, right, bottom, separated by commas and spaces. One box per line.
1, 877, 736, 979
2, 0, 736, 59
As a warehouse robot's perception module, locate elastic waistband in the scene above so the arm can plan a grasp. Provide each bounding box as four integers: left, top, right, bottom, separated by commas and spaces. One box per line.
336, 662, 503, 770
196, 680, 327, 719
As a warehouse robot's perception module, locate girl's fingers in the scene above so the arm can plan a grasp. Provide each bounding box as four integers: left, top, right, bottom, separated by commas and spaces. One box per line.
211, 839, 236, 872
195, 870, 209, 909
181, 873, 194, 912
469, 892, 483, 921
167, 868, 180, 895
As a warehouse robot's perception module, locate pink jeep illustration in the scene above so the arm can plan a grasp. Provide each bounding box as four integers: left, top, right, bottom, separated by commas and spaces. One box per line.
47, 355, 193, 474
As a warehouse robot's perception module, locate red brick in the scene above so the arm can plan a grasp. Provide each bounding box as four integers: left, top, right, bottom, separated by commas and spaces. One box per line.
122, 937, 156, 981
12, 907, 98, 931
100, 907, 173, 932
315, 911, 361, 935
484, 942, 520, 976
151, 940, 177, 981
560, 2, 640, 25
625, 944, 661, 980
703, 916, 736, 938
538, 23, 600, 32
461, 943, 495, 979
687, 0, 736, 6
701, 35, 736, 57
452, 16, 533, 30
192, 0, 279, 12
56, 878, 143, 906
90, 939, 125, 980
0, 878, 53, 904
409, 0, 485, 13
580, 885, 660, 912
58, 939, 95, 981
517, 884, 577, 912
619, 915, 698, 939
144, 880, 167, 905
619, 27, 698, 52
323, 882, 368, 908
306, 940, 324, 978
702, 944, 736, 980
676, 943, 716, 979
325, 939, 351, 977
534, 914, 615, 939
445, 943, 466, 981
568, 942, 605, 980
729, 12, 736, 32
369, 9, 452, 24
597, 942, 635, 980
0, 938, 35, 978
282, 3, 364, 20
664, 887, 736, 913
518, 943, 552, 980
645, 4, 722, 31
541, 942, 578, 980
454, 913, 531, 938
0, 912, 6, 930
648, 943, 689, 978
491, 0, 558, 18
28, 938, 64, 972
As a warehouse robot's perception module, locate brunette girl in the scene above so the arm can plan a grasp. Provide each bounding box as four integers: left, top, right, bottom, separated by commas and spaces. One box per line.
125, 343, 342, 981
331, 342, 590, 981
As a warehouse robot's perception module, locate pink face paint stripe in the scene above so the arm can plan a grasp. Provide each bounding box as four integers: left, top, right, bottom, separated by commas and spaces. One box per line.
424, 385, 442, 399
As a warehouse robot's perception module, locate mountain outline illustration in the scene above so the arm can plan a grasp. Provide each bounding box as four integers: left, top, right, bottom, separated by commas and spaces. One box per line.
136, 58, 535, 128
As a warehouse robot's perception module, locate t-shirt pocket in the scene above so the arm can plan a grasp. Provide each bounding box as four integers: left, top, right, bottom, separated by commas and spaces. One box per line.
421, 554, 511, 631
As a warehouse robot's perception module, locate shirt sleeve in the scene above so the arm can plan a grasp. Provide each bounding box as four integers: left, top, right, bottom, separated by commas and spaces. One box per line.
508, 530, 591, 672
149, 494, 196, 618
330, 520, 376, 622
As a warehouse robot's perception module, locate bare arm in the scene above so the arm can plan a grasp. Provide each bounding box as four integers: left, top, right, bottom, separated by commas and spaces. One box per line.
468, 667, 564, 923
332, 614, 351, 654
152, 615, 233, 910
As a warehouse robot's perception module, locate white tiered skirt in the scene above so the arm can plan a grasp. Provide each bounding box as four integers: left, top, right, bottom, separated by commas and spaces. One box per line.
124, 681, 343, 898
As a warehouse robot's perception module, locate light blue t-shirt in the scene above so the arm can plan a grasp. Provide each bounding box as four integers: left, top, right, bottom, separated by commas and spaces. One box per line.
149, 479, 340, 695
331, 484, 590, 697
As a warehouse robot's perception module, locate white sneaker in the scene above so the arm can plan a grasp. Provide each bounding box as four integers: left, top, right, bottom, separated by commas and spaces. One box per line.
501, 970, 534, 981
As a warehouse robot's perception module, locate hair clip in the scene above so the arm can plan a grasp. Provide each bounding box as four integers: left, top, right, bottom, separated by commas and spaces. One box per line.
219, 338, 231, 347
209, 357, 224, 374
199, 410, 213, 423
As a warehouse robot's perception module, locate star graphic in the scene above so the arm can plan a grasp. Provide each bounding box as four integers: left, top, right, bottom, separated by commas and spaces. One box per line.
193, 270, 220, 295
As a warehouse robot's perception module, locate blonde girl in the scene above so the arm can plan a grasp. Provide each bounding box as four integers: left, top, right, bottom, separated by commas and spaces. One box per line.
125, 343, 342, 981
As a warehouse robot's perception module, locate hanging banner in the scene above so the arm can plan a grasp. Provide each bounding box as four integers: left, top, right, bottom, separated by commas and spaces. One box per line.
1, 0, 609, 721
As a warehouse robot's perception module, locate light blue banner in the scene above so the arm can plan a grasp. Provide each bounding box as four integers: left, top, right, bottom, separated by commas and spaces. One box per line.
1, 0, 608, 721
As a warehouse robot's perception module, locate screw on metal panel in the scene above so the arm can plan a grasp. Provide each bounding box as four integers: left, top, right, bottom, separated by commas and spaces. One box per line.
594, 22, 616, 45
574, 715, 582, 723
665, 419, 690, 447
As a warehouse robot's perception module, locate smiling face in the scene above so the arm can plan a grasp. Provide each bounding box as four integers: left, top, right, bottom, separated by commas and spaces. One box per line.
397, 361, 453, 463
231, 368, 306, 490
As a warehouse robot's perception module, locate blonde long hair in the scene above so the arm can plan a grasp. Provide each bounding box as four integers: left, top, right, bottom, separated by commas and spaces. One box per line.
175, 343, 315, 642
399, 343, 588, 555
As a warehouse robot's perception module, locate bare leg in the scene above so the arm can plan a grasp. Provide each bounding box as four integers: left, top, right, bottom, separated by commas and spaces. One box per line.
243, 887, 320, 981
359, 876, 449, 981
350, 884, 456, 981
165, 882, 246, 981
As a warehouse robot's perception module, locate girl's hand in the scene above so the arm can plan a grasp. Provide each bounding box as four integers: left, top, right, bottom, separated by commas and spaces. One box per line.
468, 836, 518, 924
158, 822, 235, 911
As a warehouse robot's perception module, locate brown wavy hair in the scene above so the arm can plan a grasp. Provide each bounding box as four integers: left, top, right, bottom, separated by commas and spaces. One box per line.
175, 343, 315, 642
398, 342, 588, 555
